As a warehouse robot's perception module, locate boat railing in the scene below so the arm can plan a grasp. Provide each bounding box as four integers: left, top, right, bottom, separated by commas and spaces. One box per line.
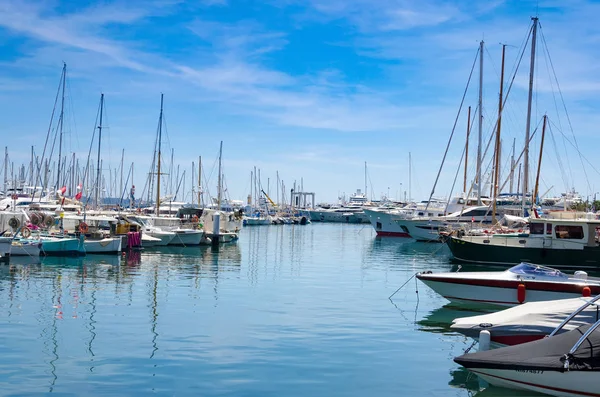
563, 317, 600, 370
548, 294, 600, 338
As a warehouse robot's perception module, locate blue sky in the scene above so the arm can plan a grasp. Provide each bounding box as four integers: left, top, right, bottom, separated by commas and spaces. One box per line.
1, 0, 600, 203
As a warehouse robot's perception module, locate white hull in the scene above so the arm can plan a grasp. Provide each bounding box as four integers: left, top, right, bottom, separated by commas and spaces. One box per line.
244, 217, 271, 226
10, 241, 42, 256
472, 368, 600, 397
417, 264, 600, 307
364, 209, 411, 237
83, 238, 122, 254
144, 230, 175, 246
397, 218, 445, 241
141, 234, 163, 247
169, 230, 203, 246
420, 278, 584, 307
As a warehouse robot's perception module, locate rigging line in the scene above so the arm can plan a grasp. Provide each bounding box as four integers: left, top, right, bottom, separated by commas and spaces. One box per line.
83, 99, 102, 209
539, 33, 571, 190
65, 74, 80, 151
426, 46, 480, 208
547, 119, 600, 179
33, 70, 64, 200
547, 118, 570, 191
539, 23, 590, 192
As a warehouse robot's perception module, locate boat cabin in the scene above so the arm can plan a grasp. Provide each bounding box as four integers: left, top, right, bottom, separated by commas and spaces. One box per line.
528, 218, 600, 247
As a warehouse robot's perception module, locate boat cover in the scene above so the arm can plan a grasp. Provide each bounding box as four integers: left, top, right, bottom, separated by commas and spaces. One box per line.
455, 323, 600, 372
451, 297, 600, 339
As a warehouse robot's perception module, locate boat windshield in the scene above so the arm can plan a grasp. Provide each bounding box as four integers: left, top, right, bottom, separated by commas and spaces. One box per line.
508, 263, 567, 278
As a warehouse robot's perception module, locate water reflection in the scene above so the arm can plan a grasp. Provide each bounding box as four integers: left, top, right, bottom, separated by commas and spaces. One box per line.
418, 304, 493, 334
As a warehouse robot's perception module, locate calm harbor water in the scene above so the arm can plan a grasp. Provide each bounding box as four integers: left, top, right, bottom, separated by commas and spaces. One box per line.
0, 224, 542, 396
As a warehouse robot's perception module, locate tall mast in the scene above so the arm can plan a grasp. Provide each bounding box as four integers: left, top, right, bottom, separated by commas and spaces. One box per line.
463, 106, 471, 193
56, 63, 66, 193
364, 161, 367, 198
217, 141, 223, 210
94, 93, 104, 209
523, 17, 538, 211
408, 152, 412, 202
155, 94, 164, 216
197, 156, 201, 207
533, 115, 547, 207
492, 44, 506, 224
476, 40, 484, 204
510, 138, 516, 193
119, 149, 124, 199
3, 147, 7, 197
30, 146, 34, 187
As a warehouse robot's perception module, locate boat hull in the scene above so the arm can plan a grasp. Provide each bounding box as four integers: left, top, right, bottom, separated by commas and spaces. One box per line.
169, 231, 203, 246
470, 368, 600, 397
446, 236, 600, 269
41, 237, 82, 256
417, 276, 599, 307
364, 210, 411, 237
397, 219, 444, 242
83, 238, 122, 254
10, 241, 42, 256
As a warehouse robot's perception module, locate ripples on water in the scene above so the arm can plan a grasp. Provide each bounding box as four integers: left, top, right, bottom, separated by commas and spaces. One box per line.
0, 224, 541, 396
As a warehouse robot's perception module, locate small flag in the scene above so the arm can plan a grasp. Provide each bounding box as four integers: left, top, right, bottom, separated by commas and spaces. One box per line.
59, 186, 67, 195
471, 216, 474, 223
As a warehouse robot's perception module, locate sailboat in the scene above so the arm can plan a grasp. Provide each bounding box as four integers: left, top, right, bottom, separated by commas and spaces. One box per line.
147, 94, 202, 246
201, 141, 241, 244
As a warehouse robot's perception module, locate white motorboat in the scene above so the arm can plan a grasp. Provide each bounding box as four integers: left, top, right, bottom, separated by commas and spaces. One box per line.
83, 237, 122, 254
416, 262, 600, 307
169, 228, 203, 246
451, 296, 600, 346
455, 319, 600, 397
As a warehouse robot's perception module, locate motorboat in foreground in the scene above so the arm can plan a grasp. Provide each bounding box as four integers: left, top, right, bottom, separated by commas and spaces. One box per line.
455, 320, 600, 397
451, 296, 600, 346
416, 262, 600, 307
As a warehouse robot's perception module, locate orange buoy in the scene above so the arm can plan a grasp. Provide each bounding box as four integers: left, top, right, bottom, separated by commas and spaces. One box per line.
79, 222, 89, 233
583, 286, 591, 297
517, 283, 526, 303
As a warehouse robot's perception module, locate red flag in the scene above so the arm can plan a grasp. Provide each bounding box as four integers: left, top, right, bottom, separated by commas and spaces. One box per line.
471, 216, 474, 223
60, 186, 67, 195
75, 191, 82, 200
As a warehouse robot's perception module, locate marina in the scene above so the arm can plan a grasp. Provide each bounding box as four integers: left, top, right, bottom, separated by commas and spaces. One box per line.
0, 223, 533, 396
3, 2, 600, 396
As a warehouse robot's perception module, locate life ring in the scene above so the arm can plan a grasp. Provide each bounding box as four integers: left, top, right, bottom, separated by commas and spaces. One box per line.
79, 222, 89, 233
8, 217, 20, 229
21, 227, 31, 238
192, 215, 199, 223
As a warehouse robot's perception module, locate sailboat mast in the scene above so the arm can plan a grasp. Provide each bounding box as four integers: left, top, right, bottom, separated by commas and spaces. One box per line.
464, 106, 471, 193
198, 156, 202, 207
217, 141, 223, 210
155, 94, 164, 216
408, 152, 412, 202
492, 44, 506, 224
56, 63, 66, 193
95, 93, 104, 209
364, 161, 367, 199
510, 138, 516, 193
523, 17, 538, 210
533, 115, 547, 207
476, 40, 484, 205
